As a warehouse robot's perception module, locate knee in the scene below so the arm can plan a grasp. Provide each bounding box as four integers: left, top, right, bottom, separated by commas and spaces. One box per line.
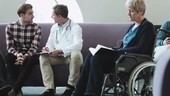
70, 51, 83, 64
39, 55, 50, 65
71, 51, 82, 58
39, 54, 48, 61
90, 54, 105, 67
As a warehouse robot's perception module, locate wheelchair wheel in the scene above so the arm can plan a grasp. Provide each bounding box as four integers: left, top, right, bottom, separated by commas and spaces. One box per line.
128, 62, 156, 96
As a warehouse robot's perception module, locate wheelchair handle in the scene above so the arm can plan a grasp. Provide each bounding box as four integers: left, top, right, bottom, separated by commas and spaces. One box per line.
157, 28, 170, 36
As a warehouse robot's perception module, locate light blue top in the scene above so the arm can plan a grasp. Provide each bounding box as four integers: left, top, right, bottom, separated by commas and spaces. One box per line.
156, 20, 170, 46
123, 24, 139, 48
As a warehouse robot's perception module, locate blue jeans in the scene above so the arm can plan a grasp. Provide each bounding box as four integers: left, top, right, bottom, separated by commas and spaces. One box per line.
73, 52, 119, 96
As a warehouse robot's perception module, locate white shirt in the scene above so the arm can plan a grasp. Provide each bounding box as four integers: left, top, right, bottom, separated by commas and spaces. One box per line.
46, 20, 83, 57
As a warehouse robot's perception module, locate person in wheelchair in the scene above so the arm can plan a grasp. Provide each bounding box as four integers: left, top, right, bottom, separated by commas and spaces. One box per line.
71, 0, 155, 96
154, 21, 170, 62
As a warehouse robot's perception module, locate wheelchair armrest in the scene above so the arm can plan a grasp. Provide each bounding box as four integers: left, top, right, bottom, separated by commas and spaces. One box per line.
116, 52, 152, 64
124, 52, 151, 58
115, 52, 152, 72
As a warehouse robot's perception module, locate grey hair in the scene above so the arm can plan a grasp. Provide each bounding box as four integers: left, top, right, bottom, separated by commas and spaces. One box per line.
125, 0, 146, 15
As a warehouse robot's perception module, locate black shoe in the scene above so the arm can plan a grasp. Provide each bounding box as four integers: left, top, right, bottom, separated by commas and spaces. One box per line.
8, 89, 16, 96
39, 89, 55, 96
8, 88, 23, 96
61, 84, 75, 96
61, 89, 74, 96
0, 85, 12, 96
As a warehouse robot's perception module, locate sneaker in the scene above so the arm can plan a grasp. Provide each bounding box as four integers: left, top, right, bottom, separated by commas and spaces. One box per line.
0, 85, 12, 96
39, 89, 55, 96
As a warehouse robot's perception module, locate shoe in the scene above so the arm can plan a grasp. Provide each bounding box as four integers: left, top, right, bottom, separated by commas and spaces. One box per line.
61, 89, 73, 96
0, 85, 12, 96
61, 84, 75, 96
61, 89, 74, 96
7, 88, 23, 96
39, 89, 55, 96
8, 89, 16, 96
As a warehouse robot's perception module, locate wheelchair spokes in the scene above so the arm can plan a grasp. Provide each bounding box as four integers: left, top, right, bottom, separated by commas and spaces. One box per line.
129, 62, 155, 96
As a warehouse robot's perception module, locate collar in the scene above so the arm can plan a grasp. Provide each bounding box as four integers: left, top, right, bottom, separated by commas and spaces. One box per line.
16, 20, 34, 26
58, 19, 71, 28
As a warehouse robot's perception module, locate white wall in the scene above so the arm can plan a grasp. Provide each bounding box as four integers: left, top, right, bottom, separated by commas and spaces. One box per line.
0, 0, 25, 23
145, 0, 170, 25
0, 0, 169, 25
78, 0, 170, 25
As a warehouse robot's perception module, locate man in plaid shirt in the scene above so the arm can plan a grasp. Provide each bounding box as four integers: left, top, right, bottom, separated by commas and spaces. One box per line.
0, 3, 41, 96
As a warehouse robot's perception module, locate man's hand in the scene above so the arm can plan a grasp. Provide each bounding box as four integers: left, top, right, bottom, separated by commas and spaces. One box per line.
15, 53, 26, 65
49, 50, 62, 57
42, 47, 49, 52
163, 37, 170, 45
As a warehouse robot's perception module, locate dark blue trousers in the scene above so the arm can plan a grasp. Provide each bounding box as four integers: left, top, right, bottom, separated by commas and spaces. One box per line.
73, 52, 119, 96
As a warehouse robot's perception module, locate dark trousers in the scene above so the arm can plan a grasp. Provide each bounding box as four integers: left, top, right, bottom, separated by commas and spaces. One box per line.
5, 53, 39, 93
73, 52, 119, 96
0, 51, 7, 88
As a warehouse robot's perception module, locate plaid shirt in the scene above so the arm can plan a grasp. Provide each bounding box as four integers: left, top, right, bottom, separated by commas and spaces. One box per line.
5, 21, 41, 56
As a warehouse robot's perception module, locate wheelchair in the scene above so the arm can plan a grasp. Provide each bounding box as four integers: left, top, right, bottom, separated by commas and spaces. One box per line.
101, 28, 170, 96
100, 53, 156, 96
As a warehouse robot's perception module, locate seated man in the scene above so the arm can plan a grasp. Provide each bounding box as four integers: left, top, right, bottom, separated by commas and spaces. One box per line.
72, 0, 155, 96
0, 3, 41, 96
39, 4, 83, 96
154, 21, 170, 62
